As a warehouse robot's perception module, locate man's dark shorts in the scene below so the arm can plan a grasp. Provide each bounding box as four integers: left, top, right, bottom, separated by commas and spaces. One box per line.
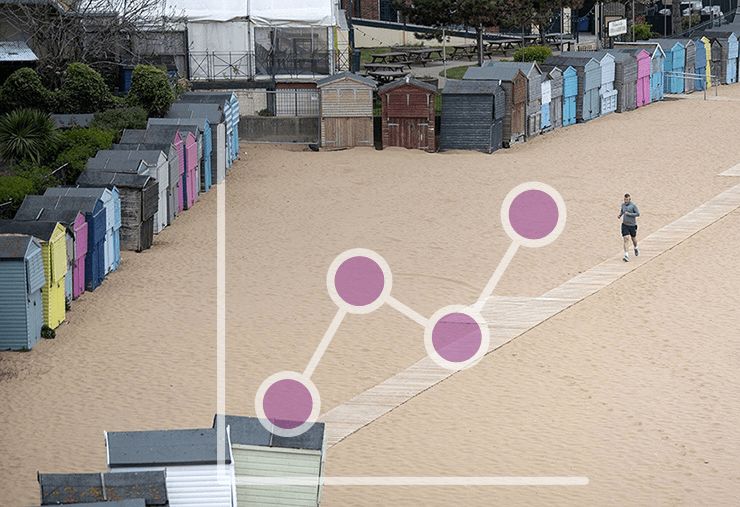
622, 223, 638, 237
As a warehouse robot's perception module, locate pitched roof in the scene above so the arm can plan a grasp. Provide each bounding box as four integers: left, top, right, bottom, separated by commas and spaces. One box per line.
213, 414, 326, 451
16, 195, 101, 218
377, 76, 437, 94
0, 41, 37, 62
38, 471, 167, 505
0, 220, 60, 242
0, 234, 35, 259
106, 428, 232, 468
76, 170, 153, 189
442, 79, 501, 95
317, 71, 376, 88
50, 113, 94, 128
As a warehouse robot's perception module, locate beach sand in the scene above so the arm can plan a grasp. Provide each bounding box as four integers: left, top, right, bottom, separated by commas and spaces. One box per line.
1, 89, 740, 505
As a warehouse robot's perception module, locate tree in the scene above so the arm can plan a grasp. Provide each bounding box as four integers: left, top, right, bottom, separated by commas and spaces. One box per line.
0, 109, 59, 165
672, 0, 682, 36
1, 0, 182, 89
125, 65, 176, 118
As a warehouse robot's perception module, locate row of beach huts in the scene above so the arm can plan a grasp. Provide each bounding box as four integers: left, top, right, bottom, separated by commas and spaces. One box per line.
317, 30, 740, 153
25, 414, 327, 507
0, 92, 241, 351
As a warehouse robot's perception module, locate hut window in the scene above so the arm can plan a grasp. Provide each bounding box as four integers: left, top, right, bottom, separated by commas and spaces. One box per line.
426, 94, 430, 106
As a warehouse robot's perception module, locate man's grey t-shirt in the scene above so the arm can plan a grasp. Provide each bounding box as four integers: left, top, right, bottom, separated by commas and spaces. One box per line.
621, 202, 640, 226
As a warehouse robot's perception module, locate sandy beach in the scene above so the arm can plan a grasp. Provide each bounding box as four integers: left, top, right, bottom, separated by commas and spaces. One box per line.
2, 86, 740, 505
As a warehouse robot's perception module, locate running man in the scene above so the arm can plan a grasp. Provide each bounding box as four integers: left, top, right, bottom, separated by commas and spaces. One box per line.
618, 193, 640, 262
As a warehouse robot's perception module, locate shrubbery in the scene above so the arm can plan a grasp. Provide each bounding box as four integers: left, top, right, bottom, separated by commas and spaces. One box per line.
54, 63, 120, 114
52, 128, 114, 184
0, 68, 52, 114
0, 109, 59, 165
631, 23, 653, 40
126, 65, 175, 118
90, 106, 148, 142
513, 46, 553, 64
0, 175, 35, 213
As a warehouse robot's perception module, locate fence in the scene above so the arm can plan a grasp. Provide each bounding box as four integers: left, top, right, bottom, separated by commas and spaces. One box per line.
188, 49, 355, 81
241, 89, 321, 144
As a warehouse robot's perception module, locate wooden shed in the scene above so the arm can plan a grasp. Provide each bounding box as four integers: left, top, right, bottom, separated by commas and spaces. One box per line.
213, 414, 326, 507
542, 66, 563, 132
149, 117, 213, 193
76, 171, 158, 252
601, 50, 638, 112
489, 62, 542, 140
316, 72, 376, 149
543, 56, 600, 123
378, 77, 437, 152
464, 65, 526, 148
694, 37, 709, 90
649, 39, 685, 94
38, 471, 168, 506
13, 201, 88, 299
0, 234, 45, 350
112, 142, 181, 227
89, 149, 170, 235
540, 70, 553, 132
179, 91, 240, 168
167, 103, 227, 185
45, 187, 121, 275
0, 221, 67, 329
439, 79, 504, 153
616, 48, 651, 107
17, 195, 106, 291
704, 31, 739, 84
615, 43, 665, 101
105, 428, 236, 507
563, 51, 617, 116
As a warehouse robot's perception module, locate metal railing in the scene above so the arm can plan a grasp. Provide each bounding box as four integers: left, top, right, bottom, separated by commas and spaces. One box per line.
664, 71, 719, 99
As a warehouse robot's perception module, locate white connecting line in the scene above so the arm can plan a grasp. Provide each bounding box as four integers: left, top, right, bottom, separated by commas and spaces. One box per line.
236, 476, 589, 486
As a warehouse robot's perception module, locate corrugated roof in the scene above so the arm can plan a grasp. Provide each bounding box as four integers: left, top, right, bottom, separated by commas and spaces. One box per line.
0, 220, 59, 242
77, 170, 152, 189
38, 471, 167, 505
0, 233, 34, 259
107, 428, 232, 468
45, 187, 107, 201
213, 414, 326, 451
16, 194, 100, 218
317, 71, 376, 88
0, 41, 37, 62
442, 79, 501, 95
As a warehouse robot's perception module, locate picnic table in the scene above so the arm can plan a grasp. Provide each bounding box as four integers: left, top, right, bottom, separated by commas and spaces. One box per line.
450, 44, 478, 60
367, 70, 410, 84
405, 48, 444, 66
486, 38, 523, 56
370, 52, 412, 65
363, 62, 408, 72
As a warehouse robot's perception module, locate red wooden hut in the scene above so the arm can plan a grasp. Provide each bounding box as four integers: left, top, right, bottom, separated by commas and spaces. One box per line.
378, 77, 438, 153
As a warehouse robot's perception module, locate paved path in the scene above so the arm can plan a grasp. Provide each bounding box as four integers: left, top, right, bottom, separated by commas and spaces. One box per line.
319, 175, 740, 447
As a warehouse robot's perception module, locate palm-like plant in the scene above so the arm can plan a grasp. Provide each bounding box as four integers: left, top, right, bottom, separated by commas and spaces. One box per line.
0, 108, 59, 165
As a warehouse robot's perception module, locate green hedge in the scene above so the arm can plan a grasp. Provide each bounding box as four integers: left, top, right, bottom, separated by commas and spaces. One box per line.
52, 127, 114, 184
54, 63, 119, 114
513, 46, 553, 64
126, 65, 175, 118
0, 175, 35, 213
0, 68, 52, 114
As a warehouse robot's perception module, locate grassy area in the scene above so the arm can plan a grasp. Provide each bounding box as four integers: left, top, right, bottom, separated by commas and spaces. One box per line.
439, 65, 476, 80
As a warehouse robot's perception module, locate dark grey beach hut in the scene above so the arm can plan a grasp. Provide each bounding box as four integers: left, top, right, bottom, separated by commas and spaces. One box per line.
167, 102, 227, 186
439, 79, 504, 153
148, 117, 212, 194
484, 61, 542, 140
37, 471, 168, 505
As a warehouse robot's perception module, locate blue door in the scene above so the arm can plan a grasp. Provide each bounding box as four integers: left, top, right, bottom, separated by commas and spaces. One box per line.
541, 103, 550, 128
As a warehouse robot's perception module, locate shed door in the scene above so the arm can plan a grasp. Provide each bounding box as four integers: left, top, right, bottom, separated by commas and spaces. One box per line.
322, 117, 373, 148
387, 117, 430, 150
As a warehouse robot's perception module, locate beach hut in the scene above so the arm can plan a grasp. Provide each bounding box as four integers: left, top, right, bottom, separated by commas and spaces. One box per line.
17, 195, 106, 291
674, 39, 696, 93
481, 62, 542, 140
378, 77, 437, 152
13, 202, 88, 299
45, 187, 121, 275
438, 79, 504, 153
105, 428, 236, 507
540, 71, 552, 132
148, 118, 212, 193
167, 103, 227, 185
122, 128, 197, 212
648, 40, 685, 94
179, 91, 240, 167
562, 51, 617, 116
694, 37, 709, 90
0, 221, 67, 329
540, 66, 563, 132
0, 234, 45, 350
464, 65, 527, 147
543, 56, 600, 123
316, 72, 375, 150
615, 43, 665, 101
213, 415, 326, 507
600, 50, 638, 112
615, 48, 651, 107
76, 171, 158, 252
89, 149, 169, 234
561, 66, 578, 125
112, 142, 181, 227
37, 471, 168, 505
704, 31, 739, 84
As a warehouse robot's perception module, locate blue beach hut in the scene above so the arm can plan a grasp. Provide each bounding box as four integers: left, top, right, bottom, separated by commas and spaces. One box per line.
543, 55, 600, 123
0, 234, 45, 350
179, 92, 239, 168
650, 39, 685, 94
694, 37, 708, 90
167, 103, 227, 185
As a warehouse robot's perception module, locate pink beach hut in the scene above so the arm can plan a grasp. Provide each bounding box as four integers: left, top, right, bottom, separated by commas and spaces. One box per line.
615, 48, 652, 107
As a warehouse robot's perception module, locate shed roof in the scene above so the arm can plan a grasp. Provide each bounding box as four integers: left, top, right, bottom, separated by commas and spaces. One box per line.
543, 55, 600, 69
316, 71, 376, 88
0, 41, 37, 62
483, 61, 542, 76
77, 170, 153, 189
166, 103, 225, 124
613, 42, 666, 58
213, 414, 326, 451
0, 234, 36, 259
38, 471, 167, 505
0, 220, 60, 242
377, 76, 437, 94
45, 187, 109, 202
50, 113, 94, 128
148, 117, 208, 131
106, 428, 232, 468
16, 195, 101, 218
442, 79, 501, 95
464, 64, 523, 81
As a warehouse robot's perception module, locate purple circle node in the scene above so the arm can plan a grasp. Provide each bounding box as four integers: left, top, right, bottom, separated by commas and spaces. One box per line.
263, 379, 313, 430
509, 189, 559, 240
334, 256, 384, 307
432, 313, 482, 363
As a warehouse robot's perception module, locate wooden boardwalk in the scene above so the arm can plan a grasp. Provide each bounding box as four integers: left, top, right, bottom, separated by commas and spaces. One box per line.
319, 182, 740, 447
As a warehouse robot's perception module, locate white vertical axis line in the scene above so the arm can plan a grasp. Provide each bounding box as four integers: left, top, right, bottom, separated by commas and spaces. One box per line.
303, 308, 347, 379
217, 180, 226, 474
472, 241, 520, 314
386, 296, 429, 327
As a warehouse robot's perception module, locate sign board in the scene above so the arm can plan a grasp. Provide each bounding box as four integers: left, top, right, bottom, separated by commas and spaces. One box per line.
608, 18, 627, 37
